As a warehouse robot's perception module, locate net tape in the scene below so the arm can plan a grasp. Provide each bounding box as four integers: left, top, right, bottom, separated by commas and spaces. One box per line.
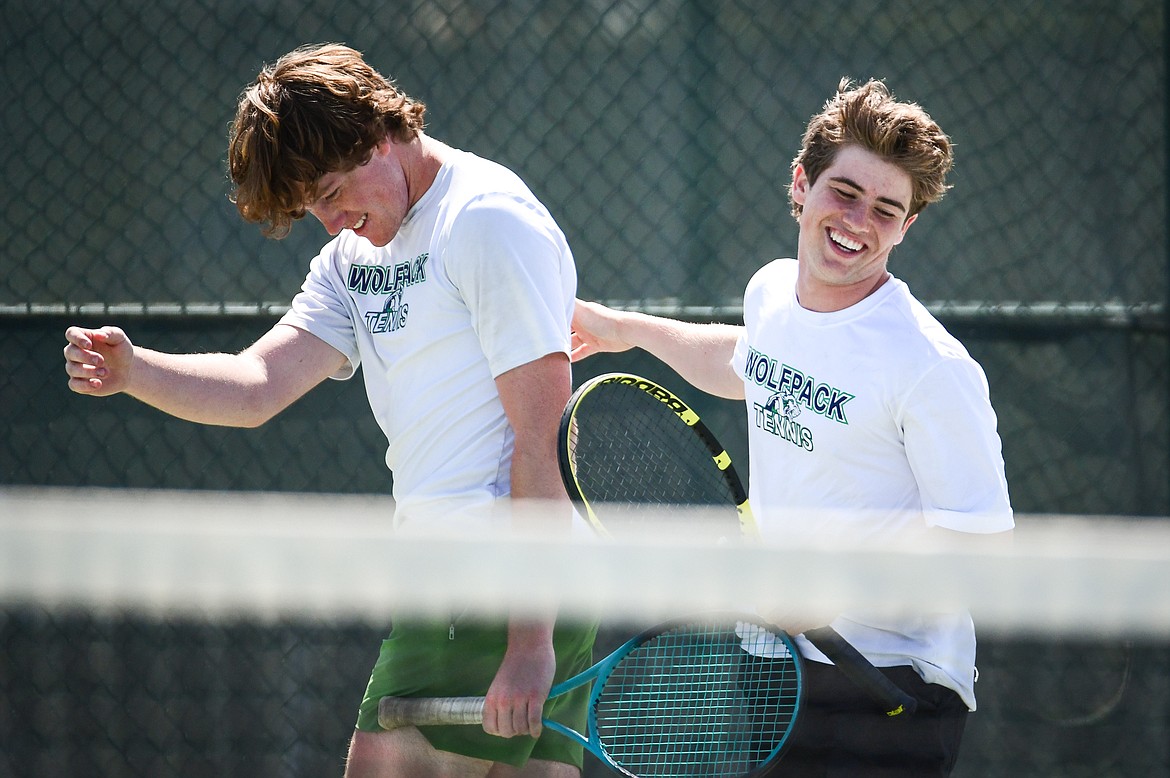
3, 487, 1168, 636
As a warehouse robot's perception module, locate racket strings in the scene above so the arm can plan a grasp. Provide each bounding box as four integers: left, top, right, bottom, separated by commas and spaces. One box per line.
593, 619, 800, 778
568, 384, 741, 538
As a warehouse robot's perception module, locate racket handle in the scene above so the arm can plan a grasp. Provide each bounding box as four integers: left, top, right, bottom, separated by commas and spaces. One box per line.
378, 696, 486, 729
804, 627, 918, 717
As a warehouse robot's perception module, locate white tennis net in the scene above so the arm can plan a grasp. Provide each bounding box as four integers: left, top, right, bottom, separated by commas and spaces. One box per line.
4, 486, 1169, 636
3, 486, 1169, 778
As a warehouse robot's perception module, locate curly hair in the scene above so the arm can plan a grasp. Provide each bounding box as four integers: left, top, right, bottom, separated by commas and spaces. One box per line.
789, 78, 953, 221
228, 43, 427, 238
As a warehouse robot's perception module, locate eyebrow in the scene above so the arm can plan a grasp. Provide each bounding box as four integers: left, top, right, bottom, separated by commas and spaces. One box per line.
306, 176, 341, 208
829, 176, 908, 214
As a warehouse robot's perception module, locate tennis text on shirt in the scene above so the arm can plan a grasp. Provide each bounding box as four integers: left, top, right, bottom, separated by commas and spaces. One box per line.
346, 253, 429, 334
744, 347, 854, 452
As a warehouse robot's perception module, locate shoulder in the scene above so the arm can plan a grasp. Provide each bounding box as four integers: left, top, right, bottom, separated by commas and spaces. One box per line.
884, 279, 972, 363
745, 258, 797, 298
438, 150, 559, 234
444, 149, 537, 205
860, 280, 990, 402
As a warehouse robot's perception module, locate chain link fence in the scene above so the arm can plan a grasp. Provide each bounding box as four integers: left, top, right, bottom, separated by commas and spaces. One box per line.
2, 609, 1167, 778
4, 1, 1167, 308
2, 0, 1168, 776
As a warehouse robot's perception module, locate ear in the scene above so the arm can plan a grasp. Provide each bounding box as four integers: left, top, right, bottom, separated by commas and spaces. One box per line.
893, 212, 918, 245
791, 164, 810, 207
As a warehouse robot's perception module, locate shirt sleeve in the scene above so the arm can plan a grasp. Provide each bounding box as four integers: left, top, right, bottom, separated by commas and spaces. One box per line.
442, 192, 576, 378
901, 356, 1015, 533
278, 239, 362, 380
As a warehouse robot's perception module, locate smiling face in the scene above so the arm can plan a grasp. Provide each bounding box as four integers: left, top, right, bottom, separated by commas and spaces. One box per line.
305, 140, 413, 248
790, 144, 918, 312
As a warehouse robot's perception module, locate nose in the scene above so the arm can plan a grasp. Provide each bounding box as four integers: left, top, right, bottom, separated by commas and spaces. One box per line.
841, 200, 867, 230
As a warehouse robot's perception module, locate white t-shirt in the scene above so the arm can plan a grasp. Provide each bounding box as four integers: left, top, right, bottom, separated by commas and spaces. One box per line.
732, 258, 1014, 709
280, 149, 576, 528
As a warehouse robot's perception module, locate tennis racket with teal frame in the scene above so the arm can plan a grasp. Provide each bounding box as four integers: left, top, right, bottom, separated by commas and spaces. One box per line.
379, 612, 804, 778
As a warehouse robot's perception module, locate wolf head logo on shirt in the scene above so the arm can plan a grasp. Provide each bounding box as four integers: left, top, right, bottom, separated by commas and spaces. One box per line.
764, 390, 801, 420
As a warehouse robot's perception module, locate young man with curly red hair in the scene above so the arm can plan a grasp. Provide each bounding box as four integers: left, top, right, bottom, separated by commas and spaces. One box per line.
65, 43, 595, 778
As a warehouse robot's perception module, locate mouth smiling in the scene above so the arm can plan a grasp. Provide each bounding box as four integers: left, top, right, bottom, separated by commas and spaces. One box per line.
351, 213, 368, 231
828, 228, 864, 254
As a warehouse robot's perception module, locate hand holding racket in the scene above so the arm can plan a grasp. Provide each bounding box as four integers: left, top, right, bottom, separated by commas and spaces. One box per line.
558, 372, 917, 718
380, 613, 804, 778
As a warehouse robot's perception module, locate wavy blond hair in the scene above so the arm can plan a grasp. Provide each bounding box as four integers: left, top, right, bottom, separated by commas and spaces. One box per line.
790, 78, 953, 220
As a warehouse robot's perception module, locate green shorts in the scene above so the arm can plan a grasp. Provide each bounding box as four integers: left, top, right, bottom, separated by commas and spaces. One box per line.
355, 615, 598, 768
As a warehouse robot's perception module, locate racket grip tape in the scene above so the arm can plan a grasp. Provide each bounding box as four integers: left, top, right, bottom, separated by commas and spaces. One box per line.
378, 696, 486, 729
804, 627, 918, 717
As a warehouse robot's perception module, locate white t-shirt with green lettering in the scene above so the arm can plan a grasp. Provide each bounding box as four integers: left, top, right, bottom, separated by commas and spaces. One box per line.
733, 258, 1014, 709
281, 149, 576, 528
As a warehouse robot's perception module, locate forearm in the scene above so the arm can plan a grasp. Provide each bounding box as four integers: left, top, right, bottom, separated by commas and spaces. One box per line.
508, 443, 571, 514
126, 347, 277, 427
496, 352, 570, 635
613, 311, 745, 399
112, 324, 344, 428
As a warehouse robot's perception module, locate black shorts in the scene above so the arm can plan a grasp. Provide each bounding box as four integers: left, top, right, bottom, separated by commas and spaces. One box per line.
757, 658, 969, 778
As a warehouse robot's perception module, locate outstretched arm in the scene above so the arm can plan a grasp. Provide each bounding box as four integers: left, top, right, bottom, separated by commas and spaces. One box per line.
63, 323, 348, 427
571, 299, 745, 399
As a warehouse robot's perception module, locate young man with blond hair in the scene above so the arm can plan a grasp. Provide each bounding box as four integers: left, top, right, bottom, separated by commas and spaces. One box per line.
571, 79, 1014, 776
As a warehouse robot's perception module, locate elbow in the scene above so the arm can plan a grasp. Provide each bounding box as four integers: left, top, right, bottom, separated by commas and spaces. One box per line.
231, 391, 285, 428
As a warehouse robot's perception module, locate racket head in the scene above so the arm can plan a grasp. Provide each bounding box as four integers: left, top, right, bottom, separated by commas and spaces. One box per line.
558, 373, 753, 542
581, 613, 803, 778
